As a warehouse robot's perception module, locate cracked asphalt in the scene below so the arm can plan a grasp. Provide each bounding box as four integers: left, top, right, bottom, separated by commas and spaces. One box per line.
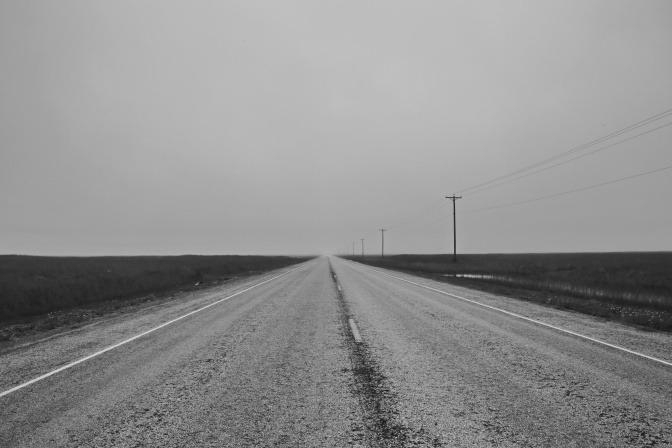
1, 256, 670, 447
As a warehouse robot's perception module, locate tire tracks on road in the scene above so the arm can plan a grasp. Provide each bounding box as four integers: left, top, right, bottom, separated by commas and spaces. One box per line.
329, 260, 442, 448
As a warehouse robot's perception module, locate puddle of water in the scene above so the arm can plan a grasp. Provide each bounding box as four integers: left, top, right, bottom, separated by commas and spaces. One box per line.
444, 273, 501, 280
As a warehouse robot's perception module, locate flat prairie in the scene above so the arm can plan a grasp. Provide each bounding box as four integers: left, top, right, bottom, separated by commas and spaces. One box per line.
0, 255, 311, 325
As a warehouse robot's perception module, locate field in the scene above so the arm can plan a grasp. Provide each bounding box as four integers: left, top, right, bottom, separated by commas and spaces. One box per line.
342, 253, 672, 331
0, 255, 311, 323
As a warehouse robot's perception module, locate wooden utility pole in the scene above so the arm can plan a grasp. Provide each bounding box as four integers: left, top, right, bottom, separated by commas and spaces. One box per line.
446, 195, 462, 262
379, 229, 386, 258
352, 242, 355, 256
361, 238, 365, 256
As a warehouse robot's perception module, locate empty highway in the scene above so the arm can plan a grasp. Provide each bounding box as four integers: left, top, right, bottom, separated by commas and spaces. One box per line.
1, 257, 670, 447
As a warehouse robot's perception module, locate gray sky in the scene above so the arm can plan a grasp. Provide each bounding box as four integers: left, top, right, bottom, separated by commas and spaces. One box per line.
1, 1, 671, 256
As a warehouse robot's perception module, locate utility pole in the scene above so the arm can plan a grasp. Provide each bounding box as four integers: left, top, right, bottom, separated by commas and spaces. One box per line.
379, 229, 387, 258
361, 238, 365, 256
352, 242, 355, 256
446, 195, 462, 263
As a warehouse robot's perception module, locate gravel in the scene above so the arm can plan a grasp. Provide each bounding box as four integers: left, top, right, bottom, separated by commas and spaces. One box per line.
1, 260, 359, 447
331, 257, 672, 447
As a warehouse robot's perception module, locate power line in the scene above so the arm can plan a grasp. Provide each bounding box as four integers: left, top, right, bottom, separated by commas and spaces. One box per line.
464, 121, 672, 196
381, 204, 450, 239
459, 108, 672, 193
468, 164, 672, 212
386, 197, 445, 230
456, 107, 672, 194
413, 209, 450, 233
389, 202, 450, 234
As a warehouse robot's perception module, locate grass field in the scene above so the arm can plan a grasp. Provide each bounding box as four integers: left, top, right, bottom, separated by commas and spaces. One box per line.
342, 253, 672, 331
0, 255, 311, 323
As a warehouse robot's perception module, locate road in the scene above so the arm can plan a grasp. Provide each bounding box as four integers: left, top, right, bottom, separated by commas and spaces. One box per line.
1, 256, 670, 447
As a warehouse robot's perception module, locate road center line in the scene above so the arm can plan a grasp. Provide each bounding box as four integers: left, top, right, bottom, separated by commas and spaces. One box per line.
0, 264, 305, 399
349, 318, 363, 343
342, 259, 672, 368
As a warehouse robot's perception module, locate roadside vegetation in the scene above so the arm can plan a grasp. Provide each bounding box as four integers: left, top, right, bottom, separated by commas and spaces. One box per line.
0, 255, 311, 325
342, 253, 672, 332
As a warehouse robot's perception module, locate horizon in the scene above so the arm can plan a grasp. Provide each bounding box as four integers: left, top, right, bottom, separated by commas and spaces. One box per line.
4, 249, 672, 258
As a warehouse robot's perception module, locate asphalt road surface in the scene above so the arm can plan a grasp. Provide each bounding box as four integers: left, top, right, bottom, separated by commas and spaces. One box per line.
1, 256, 670, 447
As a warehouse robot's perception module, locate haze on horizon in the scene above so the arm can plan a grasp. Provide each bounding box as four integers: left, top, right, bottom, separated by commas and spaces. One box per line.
1, 1, 671, 257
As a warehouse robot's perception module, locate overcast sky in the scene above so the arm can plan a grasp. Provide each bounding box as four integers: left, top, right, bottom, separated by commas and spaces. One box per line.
1, 1, 671, 256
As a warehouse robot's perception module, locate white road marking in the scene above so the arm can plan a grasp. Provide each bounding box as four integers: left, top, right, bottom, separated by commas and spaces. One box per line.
343, 259, 672, 368
349, 318, 363, 343
0, 264, 305, 399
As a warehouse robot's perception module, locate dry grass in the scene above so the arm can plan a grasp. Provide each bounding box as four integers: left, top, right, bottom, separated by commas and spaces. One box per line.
0, 255, 311, 323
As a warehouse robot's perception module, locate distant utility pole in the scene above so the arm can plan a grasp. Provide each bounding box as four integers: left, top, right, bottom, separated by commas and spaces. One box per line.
361, 238, 365, 256
352, 242, 355, 256
379, 229, 387, 258
446, 195, 462, 263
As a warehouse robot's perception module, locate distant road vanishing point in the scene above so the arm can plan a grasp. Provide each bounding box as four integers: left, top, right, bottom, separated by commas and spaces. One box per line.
1, 257, 670, 447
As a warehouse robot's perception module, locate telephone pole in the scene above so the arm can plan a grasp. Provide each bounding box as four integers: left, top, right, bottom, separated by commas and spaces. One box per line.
446, 195, 462, 263
361, 238, 365, 256
352, 242, 355, 256
379, 229, 387, 258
